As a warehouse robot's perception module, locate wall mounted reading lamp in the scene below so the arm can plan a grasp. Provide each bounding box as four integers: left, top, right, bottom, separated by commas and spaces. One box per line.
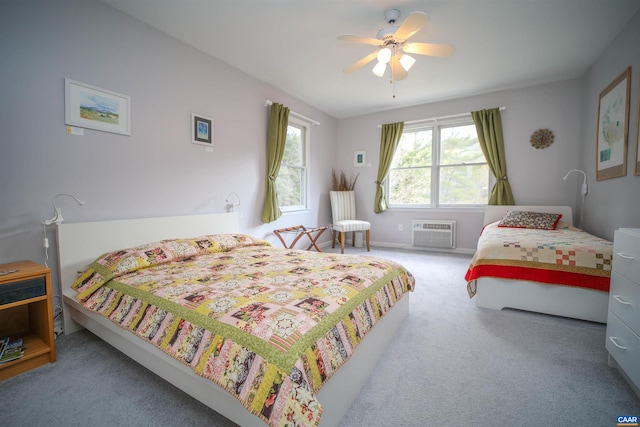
562, 169, 587, 228
562, 169, 588, 196
42, 193, 85, 267
43, 193, 85, 225
225, 192, 241, 213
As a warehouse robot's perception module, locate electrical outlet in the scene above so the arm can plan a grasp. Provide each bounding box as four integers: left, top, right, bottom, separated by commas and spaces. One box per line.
398, 224, 403, 231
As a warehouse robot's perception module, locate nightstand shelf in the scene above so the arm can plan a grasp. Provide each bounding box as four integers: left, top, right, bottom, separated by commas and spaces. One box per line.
0, 261, 56, 381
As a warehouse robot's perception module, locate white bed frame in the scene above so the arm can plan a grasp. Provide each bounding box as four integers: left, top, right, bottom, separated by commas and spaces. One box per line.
56, 212, 410, 427
473, 205, 608, 323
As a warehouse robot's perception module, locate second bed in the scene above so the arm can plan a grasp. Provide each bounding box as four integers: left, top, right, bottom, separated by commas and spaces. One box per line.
465, 205, 613, 323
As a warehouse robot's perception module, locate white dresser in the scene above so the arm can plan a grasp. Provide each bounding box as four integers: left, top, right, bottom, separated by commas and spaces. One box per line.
606, 228, 640, 398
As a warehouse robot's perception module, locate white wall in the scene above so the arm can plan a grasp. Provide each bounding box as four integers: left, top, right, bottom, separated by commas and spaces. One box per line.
2, 0, 638, 304
0, 0, 337, 298
337, 80, 582, 250
578, 10, 640, 240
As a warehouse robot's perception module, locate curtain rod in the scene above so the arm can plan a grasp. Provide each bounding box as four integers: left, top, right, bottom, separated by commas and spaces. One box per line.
378, 106, 506, 128
265, 100, 320, 126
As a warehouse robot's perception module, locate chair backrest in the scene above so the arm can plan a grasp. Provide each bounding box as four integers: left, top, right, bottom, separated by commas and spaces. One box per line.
330, 191, 357, 222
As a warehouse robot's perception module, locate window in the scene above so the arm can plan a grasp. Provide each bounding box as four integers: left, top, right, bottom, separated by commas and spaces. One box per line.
388, 118, 490, 207
276, 117, 309, 211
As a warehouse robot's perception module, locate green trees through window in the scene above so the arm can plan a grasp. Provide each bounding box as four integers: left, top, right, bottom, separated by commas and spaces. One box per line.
389, 121, 489, 207
276, 120, 308, 210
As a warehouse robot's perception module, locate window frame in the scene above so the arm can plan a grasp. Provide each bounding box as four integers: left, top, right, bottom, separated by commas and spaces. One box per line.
387, 116, 493, 209
277, 115, 310, 213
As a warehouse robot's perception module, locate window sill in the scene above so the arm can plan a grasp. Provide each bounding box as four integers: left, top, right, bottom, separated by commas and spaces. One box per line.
387, 206, 486, 214
280, 208, 311, 215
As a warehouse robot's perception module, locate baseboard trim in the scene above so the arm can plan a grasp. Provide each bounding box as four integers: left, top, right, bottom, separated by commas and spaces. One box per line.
317, 239, 476, 255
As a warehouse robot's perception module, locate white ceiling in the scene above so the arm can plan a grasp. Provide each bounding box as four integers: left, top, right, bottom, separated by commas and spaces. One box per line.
102, 0, 640, 119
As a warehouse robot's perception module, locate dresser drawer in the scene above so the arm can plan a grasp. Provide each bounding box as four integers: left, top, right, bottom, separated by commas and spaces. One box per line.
606, 312, 640, 389
609, 272, 640, 333
613, 229, 640, 282
0, 277, 46, 305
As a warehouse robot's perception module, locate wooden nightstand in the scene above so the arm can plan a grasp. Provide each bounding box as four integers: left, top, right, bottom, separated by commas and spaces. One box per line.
0, 261, 56, 380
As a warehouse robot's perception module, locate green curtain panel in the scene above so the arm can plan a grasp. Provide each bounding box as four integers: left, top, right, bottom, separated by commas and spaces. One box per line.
471, 108, 514, 206
374, 121, 404, 213
261, 103, 290, 223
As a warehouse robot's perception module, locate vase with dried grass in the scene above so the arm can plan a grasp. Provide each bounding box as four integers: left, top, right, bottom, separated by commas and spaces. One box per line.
331, 169, 359, 191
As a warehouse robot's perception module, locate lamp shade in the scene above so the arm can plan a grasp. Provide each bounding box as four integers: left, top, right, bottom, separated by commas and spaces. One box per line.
377, 47, 392, 64
399, 54, 416, 71
372, 61, 387, 77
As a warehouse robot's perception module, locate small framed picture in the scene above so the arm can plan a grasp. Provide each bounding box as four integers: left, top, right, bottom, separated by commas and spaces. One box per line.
354, 150, 366, 167
191, 113, 213, 146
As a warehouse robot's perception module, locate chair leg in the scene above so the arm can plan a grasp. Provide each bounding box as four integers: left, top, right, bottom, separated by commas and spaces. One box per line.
332, 230, 336, 248
366, 230, 370, 251
352, 231, 356, 247
340, 231, 345, 254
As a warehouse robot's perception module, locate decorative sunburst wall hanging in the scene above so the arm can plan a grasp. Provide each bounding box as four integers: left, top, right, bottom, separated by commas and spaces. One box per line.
530, 128, 554, 149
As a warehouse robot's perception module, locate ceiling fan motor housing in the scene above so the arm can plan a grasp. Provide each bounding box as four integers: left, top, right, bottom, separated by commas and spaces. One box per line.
384, 8, 401, 24
378, 9, 401, 40
377, 26, 399, 41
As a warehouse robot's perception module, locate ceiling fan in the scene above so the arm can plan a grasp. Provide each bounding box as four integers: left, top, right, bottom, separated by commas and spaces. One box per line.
338, 9, 454, 81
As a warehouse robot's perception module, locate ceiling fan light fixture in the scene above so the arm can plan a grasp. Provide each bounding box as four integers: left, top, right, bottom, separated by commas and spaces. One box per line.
337, 9, 455, 94
372, 61, 387, 77
377, 47, 392, 64
399, 53, 416, 71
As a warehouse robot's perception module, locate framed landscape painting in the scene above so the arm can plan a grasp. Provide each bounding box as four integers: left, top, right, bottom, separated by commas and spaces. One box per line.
65, 78, 131, 135
595, 67, 630, 180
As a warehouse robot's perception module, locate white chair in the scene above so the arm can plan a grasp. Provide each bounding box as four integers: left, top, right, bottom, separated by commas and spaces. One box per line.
329, 191, 370, 254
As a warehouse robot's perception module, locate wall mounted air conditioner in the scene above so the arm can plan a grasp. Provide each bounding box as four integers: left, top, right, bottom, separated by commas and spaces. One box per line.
412, 220, 455, 249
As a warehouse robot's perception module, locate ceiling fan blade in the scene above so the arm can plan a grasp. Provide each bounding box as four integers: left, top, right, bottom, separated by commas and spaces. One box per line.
403, 42, 455, 58
343, 51, 379, 73
390, 56, 408, 81
337, 34, 383, 46
394, 11, 429, 41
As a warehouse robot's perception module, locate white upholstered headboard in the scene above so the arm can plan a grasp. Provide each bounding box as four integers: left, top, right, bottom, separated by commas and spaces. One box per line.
56, 212, 240, 333
483, 205, 573, 227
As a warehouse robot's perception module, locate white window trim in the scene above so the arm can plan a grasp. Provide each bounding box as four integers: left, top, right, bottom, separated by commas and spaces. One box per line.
387, 116, 492, 209
279, 115, 310, 213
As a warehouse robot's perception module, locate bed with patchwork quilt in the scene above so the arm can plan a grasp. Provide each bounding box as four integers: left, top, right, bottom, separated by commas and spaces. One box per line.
62, 217, 414, 427
465, 205, 612, 323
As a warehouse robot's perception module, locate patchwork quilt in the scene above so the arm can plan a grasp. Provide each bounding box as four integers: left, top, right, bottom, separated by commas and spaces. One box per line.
72, 234, 415, 427
465, 221, 612, 296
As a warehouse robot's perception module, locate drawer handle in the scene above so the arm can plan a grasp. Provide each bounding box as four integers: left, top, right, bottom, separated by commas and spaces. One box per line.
609, 337, 627, 350
616, 252, 636, 261
613, 295, 631, 305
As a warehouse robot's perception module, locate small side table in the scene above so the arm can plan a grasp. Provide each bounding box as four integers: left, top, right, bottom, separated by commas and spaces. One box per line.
274, 225, 327, 252
0, 261, 56, 381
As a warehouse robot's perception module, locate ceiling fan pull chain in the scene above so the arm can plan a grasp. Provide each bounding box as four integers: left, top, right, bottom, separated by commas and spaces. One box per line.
391, 54, 396, 98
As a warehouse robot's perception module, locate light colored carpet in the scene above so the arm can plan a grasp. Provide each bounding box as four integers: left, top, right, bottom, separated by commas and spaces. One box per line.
1, 247, 638, 426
